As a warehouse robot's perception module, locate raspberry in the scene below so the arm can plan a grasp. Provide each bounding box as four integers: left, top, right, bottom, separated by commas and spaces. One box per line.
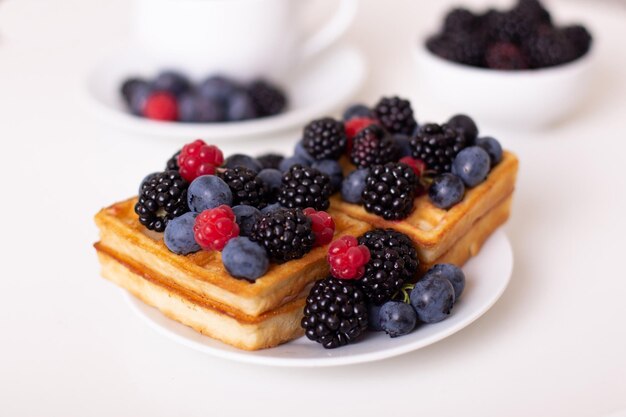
193, 205, 240, 251
485, 42, 529, 70
178, 139, 224, 182
143, 91, 178, 121
327, 236, 371, 280
344, 117, 378, 152
399, 156, 426, 177
303, 208, 335, 247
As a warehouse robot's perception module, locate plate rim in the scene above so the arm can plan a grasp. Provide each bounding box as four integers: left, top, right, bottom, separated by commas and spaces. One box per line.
123, 229, 514, 367
82, 45, 367, 141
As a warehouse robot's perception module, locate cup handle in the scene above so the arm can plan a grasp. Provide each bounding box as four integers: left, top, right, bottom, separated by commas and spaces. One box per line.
299, 0, 358, 61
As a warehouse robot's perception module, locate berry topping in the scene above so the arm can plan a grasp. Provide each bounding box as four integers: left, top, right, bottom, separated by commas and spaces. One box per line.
341, 168, 369, 204
257, 153, 284, 170
357, 229, 419, 305
327, 236, 371, 280
278, 165, 332, 211
303, 208, 335, 247
218, 166, 269, 209
343, 104, 374, 121
475, 136, 503, 166
135, 170, 190, 232
301, 277, 368, 349
451, 146, 491, 187
428, 173, 465, 209
193, 205, 240, 251
344, 117, 378, 150
447, 114, 479, 143
164, 212, 201, 255
222, 237, 269, 281
249, 208, 315, 263
223, 153, 263, 173
410, 123, 470, 175
350, 124, 399, 169
166, 150, 180, 171
143, 91, 178, 121
362, 162, 419, 221
373, 96, 418, 135
178, 140, 224, 182
231, 205, 262, 237
399, 156, 426, 177
311, 159, 343, 192
302, 117, 347, 161
187, 175, 233, 213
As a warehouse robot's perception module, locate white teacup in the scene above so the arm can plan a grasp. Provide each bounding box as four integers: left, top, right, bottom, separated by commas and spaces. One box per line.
132, 0, 358, 80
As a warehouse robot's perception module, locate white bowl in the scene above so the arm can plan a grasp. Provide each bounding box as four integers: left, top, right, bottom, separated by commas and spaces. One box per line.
413, 40, 596, 129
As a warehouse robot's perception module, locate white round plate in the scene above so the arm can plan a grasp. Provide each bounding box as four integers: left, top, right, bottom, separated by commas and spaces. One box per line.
124, 229, 513, 367
83, 45, 366, 141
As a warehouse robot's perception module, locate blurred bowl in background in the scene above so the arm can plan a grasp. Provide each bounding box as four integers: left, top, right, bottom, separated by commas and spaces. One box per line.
413, 40, 596, 130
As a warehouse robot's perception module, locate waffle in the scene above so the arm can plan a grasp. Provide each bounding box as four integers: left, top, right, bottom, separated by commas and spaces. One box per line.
94, 199, 371, 317
332, 151, 519, 266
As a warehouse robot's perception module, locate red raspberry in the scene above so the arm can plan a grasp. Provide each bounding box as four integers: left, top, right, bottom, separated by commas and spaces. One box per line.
327, 236, 370, 280
399, 156, 426, 177
193, 205, 239, 251
178, 139, 224, 182
143, 91, 178, 121
345, 117, 378, 152
303, 208, 335, 247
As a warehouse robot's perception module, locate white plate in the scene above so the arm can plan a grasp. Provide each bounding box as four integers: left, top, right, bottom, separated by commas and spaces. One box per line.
124, 229, 513, 367
83, 45, 366, 141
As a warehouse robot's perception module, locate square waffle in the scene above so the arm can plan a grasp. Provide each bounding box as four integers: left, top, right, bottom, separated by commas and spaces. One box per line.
331, 151, 519, 270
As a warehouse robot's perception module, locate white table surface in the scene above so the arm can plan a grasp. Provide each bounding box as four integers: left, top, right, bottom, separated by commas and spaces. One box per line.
1, 0, 626, 416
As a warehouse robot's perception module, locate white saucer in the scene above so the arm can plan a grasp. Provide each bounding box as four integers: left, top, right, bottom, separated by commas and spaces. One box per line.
83, 45, 366, 141
123, 229, 513, 367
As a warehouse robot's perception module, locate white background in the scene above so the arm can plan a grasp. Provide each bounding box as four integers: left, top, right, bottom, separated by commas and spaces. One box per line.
1, 0, 625, 416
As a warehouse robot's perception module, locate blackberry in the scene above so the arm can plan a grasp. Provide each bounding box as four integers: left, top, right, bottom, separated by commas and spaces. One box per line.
524, 28, 576, 68
426, 33, 487, 67
562, 25, 592, 57
257, 153, 284, 170
350, 125, 399, 168
373, 96, 418, 135
135, 170, 189, 232
218, 167, 269, 209
278, 165, 332, 211
487, 10, 537, 44
410, 123, 470, 175
166, 150, 180, 171
361, 162, 418, 221
249, 208, 315, 263
515, 0, 551, 26
301, 277, 368, 349
248, 80, 287, 117
443, 8, 480, 34
358, 229, 419, 305
302, 118, 347, 160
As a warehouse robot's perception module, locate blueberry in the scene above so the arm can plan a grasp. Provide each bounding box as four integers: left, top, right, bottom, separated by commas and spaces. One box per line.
424, 263, 465, 300
128, 83, 152, 115
178, 93, 197, 122
198, 75, 239, 101
121, 78, 149, 106
222, 237, 269, 281
257, 168, 282, 198
428, 173, 465, 209
393, 134, 413, 158
452, 146, 491, 187
260, 202, 283, 215
294, 141, 316, 163
410, 278, 455, 324
379, 301, 417, 337
151, 70, 191, 97
223, 154, 263, 173
226, 91, 258, 121
341, 168, 369, 204
447, 114, 478, 142
257, 153, 284, 170
343, 104, 374, 121
312, 159, 343, 192
475, 136, 503, 167
367, 303, 383, 331
194, 95, 227, 122
164, 212, 200, 255
187, 175, 233, 212
278, 155, 311, 172
232, 205, 262, 237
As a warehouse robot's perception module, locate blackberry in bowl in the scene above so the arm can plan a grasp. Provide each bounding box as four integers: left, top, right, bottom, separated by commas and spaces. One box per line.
415, 0, 594, 128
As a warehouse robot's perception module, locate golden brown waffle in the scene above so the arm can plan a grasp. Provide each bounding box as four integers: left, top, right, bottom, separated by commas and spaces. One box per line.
94, 200, 371, 317
331, 151, 519, 264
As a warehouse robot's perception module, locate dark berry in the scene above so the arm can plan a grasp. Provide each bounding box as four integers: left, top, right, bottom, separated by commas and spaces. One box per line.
219, 166, 269, 208
451, 146, 491, 187
223, 154, 263, 173
198, 75, 240, 101
362, 162, 419, 221
410, 123, 470, 175
341, 168, 369, 204
232, 205, 262, 237
249, 208, 315, 263
350, 124, 399, 169
151, 70, 191, 97
379, 301, 417, 337
410, 277, 455, 323
226, 90, 258, 121
475, 136, 503, 166
278, 165, 332, 211
164, 212, 200, 255
426, 33, 487, 67
222, 237, 269, 281
486, 42, 529, 70
524, 28, 577, 68
373, 96, 417, 135
562, 25, 592, 57
424, 263, 466, 300
248, 80, 287, 117
428, 173, 465, 209
447, 114, 479, 143
443, 8, 480, 34
135, 170, 190, 232
343, 104, 374, 121
302, 118, 347, 160
311, 159, 343, 192
301, 277, 368, 349
257, 153, 284, 170
166, 150, 180, 171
